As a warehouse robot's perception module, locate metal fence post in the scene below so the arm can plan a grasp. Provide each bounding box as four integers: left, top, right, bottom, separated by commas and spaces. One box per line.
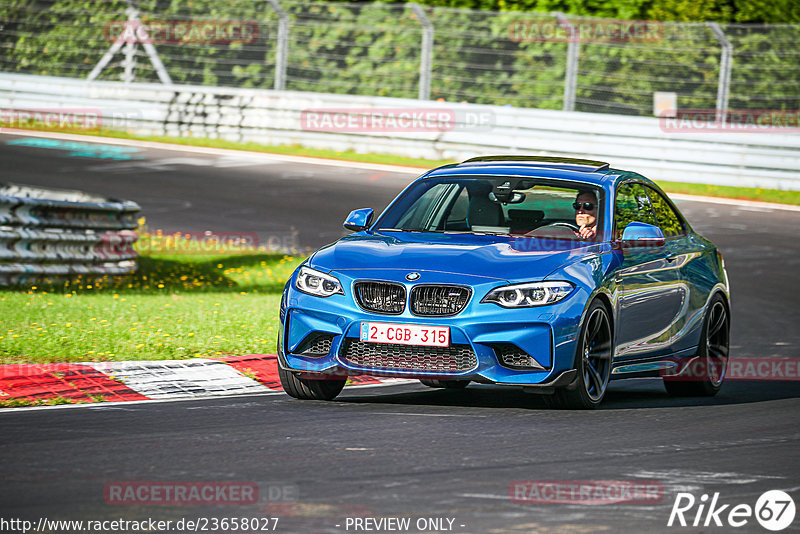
122, 7, 137, 83
408, 3, 433, 100
707, 22, 733, 123
556, 12, 579, 112
88, 4, 172, 84
266, 0, 289, 91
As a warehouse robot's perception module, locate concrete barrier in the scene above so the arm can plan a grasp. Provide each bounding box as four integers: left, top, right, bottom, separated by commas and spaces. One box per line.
1, 73, 799, 189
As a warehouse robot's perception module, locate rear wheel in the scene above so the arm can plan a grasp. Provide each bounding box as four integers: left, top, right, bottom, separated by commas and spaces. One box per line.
419, 379, 470, 389
545, 300, 613, 409
278, 365, 346, 401
664, 294, 729, 397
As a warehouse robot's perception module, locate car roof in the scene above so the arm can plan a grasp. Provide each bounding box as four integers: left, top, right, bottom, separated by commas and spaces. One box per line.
421, 155, 640, 190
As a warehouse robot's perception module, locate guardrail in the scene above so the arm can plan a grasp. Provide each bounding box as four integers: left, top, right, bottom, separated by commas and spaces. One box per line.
1, 73, 799, 190
0, 182, 140, 286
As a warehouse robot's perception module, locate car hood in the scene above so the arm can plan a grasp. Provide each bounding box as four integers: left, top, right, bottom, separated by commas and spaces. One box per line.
309, 231, 603, 283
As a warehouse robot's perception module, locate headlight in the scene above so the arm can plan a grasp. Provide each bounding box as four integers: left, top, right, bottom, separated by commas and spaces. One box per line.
295, 266, 344, 297
482, 281, 574, 308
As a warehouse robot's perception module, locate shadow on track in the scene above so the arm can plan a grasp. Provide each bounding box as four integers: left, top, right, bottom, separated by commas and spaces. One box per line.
337, 378, 800, 411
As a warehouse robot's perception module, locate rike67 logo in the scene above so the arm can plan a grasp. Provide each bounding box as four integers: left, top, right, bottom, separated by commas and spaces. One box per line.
668, 490, 796, 531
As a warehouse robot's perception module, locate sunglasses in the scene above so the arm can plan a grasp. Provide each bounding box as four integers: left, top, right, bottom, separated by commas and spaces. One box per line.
573, 202, 596, 211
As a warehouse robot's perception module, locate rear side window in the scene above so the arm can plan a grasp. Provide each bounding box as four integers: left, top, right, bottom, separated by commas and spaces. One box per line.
645, 187, 686, 238
615, 182, 657, 239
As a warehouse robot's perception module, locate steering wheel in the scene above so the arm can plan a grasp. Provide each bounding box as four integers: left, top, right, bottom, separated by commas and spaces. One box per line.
525, 222, 580, 238
542, 222, 579, 232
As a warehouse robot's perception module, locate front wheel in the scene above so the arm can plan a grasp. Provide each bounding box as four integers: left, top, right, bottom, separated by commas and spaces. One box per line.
545, 300, 613, 409
419, 379, 469, 389
278, 365, 346, 401
664, 294, 729, 397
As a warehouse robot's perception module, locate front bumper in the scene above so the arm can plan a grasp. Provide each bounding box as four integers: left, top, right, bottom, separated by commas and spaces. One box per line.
278, 270, 589, 387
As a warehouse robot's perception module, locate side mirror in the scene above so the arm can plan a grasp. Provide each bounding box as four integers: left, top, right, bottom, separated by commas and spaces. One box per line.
619, 222, 665, 248
343, 208, 374, 232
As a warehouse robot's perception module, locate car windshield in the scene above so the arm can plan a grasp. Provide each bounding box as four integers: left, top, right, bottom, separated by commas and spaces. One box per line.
375, 176, 604, 241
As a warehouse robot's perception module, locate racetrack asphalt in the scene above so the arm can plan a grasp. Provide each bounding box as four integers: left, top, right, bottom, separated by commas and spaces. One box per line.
2, 132, 799, 533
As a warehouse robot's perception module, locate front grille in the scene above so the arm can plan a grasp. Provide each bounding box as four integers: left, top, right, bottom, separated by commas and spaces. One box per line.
493, 343, 546, 370
354, 281, 406, 314
341, 339, 477, 373
295, 333, 334, 357
410, 285, 471, 316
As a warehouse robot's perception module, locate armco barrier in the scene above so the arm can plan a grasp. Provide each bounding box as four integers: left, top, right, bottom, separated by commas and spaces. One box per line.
1, 73, 799, 190
0, 183, 139, 286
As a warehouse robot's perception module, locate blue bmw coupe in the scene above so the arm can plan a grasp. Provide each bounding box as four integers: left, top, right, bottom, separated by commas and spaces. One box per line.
277, 156, 731, 408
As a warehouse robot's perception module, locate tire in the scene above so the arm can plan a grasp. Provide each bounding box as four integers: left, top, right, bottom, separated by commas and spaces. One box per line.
278, 365, 346, 401
419, 379, 470, 389
664, 294, 729, 397
545, 299, 613, 409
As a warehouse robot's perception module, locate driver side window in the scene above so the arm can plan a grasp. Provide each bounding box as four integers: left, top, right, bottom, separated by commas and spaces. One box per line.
615, 183, 657, 239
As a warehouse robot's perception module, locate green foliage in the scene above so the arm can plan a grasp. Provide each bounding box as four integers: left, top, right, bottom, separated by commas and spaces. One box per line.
1, 0, 798, 115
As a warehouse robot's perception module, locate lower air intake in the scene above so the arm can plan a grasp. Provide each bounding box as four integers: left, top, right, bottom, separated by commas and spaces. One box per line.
494, 343, 546, 370
341, 339, 477, 373
295, 334, 334, 357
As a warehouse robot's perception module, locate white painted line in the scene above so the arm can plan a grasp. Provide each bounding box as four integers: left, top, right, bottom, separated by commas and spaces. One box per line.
458, 493, 508, 500
6, 129, 797, 209
3, 129, 427, 175
372, 412, 487, 417
0, 390, 286, 414
0, 370, 418, 413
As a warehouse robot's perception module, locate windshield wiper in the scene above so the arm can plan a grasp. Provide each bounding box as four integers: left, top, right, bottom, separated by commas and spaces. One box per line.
443, 230, 508, 236
378, 228, 444, 233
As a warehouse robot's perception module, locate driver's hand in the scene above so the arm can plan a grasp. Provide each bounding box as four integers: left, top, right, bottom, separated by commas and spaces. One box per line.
578, 225, 596, 240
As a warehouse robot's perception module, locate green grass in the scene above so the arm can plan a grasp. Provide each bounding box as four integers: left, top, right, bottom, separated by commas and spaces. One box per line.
16, 126, 800, 206
0, 250, 304, 364
0, 396, 91, 408
650, 181, 800, 206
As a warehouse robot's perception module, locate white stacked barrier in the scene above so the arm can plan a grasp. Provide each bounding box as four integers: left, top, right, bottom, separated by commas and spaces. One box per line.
0, 183, 140, 285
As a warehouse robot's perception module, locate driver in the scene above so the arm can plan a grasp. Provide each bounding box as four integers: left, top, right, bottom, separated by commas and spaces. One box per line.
573, 190, 598, 240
